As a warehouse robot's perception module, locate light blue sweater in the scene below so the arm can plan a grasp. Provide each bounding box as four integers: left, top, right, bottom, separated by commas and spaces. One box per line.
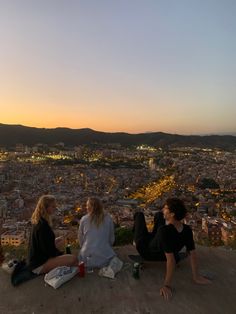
78, 213, 116, 268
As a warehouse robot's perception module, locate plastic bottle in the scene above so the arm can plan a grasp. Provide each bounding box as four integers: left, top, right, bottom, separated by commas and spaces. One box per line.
65, 238, 71, 254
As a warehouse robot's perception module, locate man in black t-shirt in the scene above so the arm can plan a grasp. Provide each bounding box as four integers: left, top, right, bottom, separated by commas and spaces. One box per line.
133, 198, 211, 300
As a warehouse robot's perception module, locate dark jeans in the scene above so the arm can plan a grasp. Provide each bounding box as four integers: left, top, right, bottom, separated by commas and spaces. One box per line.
133, 211, 166, 261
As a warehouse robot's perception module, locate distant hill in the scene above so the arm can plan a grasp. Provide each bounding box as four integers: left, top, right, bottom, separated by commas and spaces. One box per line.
0, 123, 236, 150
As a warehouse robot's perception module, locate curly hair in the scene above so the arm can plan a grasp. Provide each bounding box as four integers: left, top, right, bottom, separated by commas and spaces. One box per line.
166, 198, 187, 221
31, 195, 56, 225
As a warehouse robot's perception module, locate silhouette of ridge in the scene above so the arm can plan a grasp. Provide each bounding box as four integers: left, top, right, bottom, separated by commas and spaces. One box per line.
0, 123, 235, 150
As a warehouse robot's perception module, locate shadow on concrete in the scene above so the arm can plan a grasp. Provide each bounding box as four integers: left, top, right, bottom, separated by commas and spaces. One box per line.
0, 245, 236, 314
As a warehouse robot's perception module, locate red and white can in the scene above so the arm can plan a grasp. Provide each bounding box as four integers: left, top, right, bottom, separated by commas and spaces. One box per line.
78, 261, 85, 277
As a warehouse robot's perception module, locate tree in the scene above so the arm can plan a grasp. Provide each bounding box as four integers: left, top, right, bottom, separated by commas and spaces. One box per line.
197, 178, 220, 189
114, 227, 133, 246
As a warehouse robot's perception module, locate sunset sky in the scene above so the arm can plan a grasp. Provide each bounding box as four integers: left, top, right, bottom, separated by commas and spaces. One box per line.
0, 0, 235, 134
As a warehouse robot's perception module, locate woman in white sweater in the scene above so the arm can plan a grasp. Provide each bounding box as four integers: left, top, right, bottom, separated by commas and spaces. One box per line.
78, 197, 115, 268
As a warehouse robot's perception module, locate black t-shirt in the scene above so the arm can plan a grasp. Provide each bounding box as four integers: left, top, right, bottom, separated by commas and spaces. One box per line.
28, 218, 62, 270
149, 224, 195, 259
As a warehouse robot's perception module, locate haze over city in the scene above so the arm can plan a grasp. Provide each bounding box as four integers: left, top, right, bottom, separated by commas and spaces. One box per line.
0, 0, 235, 134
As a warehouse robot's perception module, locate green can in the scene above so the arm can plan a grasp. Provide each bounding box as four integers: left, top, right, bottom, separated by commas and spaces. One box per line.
133, 262, 140, 279
66, 244, 71, 254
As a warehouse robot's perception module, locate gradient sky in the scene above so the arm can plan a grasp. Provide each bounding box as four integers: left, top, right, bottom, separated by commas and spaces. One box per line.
0, 0, 235, 134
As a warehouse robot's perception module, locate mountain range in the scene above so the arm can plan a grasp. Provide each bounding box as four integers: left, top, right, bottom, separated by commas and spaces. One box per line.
0, 124, 235, 150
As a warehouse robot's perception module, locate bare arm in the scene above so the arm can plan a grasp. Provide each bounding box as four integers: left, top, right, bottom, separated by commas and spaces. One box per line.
189, 250, 198, 279
189, 250, 211, 284
160, 253, 176, 300
164, 252, 176, 286
55, 236, 65, 250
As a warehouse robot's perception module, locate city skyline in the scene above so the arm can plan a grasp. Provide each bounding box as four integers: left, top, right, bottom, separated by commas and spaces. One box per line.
0, 0, 236, 135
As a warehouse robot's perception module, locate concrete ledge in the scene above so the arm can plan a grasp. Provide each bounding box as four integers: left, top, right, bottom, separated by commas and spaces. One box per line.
0, 245, 236, 314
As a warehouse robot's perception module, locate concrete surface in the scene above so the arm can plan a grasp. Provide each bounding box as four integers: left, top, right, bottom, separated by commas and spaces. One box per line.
0, 245, 236, 314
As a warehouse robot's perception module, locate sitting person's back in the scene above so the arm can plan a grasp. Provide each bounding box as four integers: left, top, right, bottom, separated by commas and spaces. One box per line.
78, 197, 115, 268
27, 195, 77, 274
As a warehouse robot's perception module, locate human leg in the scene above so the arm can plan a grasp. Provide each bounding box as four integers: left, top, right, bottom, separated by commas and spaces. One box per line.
133, 212, 151, 258
40, 254, 78, 274
146, 212, 166, 261
151, 211, 165, 236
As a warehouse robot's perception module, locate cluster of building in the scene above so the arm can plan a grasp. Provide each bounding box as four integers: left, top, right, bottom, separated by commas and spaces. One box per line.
185, 214, 236, 247
0, 144, 235, 249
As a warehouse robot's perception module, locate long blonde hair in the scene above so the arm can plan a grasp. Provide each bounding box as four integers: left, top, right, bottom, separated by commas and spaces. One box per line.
88, 197, 105, 227
31, 195, 56, 225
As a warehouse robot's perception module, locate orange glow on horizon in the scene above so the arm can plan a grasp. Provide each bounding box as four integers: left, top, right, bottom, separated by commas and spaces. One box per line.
1, 95, 233, 135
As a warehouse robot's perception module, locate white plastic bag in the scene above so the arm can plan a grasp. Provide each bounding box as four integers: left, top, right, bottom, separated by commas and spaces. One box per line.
44, 266, 78, 289
98, 256, 123, 279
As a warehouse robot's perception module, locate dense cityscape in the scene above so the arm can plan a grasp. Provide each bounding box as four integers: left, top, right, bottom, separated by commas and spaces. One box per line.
0, 142, 236, 257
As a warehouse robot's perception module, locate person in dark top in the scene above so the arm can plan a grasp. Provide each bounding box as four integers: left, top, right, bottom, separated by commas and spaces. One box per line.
28, 195, 77, 274
133, 198, 211, 300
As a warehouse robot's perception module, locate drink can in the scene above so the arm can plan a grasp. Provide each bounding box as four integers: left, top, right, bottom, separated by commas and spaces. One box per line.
133, 262, 140, 279
79, 261, 85, 277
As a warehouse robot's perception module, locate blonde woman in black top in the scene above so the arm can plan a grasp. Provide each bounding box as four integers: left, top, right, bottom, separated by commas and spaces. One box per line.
28, 195, 77, 274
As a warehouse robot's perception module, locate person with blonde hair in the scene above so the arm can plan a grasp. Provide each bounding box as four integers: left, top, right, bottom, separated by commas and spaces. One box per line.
78, 197, 115, 268
28, 195, 77, 274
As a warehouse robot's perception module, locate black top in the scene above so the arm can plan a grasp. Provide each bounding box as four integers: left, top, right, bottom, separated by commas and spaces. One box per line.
149, 224, 195, 260
28, 218, 62, 270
